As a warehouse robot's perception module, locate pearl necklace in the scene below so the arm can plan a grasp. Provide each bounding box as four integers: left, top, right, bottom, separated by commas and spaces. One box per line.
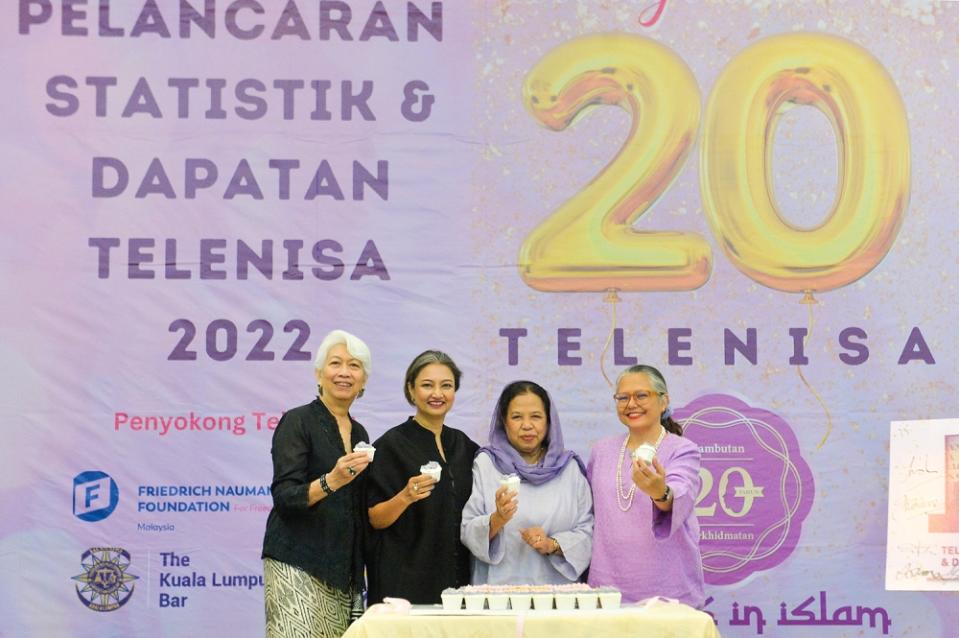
616, 426, 666, 512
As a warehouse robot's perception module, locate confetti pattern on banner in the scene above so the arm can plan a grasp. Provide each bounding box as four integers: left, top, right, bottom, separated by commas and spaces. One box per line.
1, 1, 958, 636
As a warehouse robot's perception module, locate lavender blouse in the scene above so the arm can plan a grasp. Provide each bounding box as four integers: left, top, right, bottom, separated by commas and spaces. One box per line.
586, 432, 705, 607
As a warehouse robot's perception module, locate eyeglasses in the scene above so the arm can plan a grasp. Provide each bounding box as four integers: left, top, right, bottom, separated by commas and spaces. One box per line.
613, 391, 661, 405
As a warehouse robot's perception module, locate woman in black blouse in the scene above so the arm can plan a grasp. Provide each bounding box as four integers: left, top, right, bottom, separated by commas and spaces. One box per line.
262, 329, 374, 638
365, 350, 479, 604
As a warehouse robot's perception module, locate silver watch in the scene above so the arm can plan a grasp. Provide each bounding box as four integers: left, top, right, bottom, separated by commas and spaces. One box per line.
654, 484, 671, 502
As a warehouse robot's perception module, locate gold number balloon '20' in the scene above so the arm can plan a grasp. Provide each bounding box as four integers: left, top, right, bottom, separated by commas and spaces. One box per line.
519, 32, 909, 294
519, 33, 711, 292
700, 33, 910, 294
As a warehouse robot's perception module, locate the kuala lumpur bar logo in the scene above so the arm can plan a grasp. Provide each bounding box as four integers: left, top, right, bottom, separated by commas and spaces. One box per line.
72, 547, 139, 611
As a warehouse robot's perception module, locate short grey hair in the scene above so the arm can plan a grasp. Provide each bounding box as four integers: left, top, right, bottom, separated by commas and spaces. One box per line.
314, 329, 372, 378
616, 364, 668, 396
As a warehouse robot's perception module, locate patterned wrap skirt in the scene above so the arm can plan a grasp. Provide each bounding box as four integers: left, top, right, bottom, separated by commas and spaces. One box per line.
263, 558, 363, 638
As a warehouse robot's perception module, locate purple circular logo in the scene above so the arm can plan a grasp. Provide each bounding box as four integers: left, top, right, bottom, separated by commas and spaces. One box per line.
677, 394, 815, 586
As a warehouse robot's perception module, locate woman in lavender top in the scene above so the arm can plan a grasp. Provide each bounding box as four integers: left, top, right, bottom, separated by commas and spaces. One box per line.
587, 365, 705, 607
461, 381, 593, 585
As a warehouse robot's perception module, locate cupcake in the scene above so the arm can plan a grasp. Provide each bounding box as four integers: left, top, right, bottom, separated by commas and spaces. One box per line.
354, 441, 376, 461
576, 589, 599, 610
486, 591, 509, 611
508, 588, 532, 612
499, 473, 521, 494
632, 443, 656, 464
531, 591, 554, 611
554, 591, 577, 610
461, 586, 485, 611
441, 588, 462, 611
420, 461, 442, 482
598, 588, 622, 609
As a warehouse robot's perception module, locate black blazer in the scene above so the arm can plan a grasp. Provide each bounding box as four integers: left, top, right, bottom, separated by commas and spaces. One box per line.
262, 398, 369, 591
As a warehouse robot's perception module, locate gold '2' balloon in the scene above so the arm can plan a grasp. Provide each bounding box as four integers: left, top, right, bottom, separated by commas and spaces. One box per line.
519, 33, 712, 292
700, 33, 910, 294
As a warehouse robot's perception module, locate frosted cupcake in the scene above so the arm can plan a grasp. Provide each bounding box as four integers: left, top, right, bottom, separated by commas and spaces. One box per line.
355, 441, 376, 461
486, 591, 509, 611
550, 583, 582, 610
463, 592, 485, 611
499, 473, 521, 494
509, 589, 532, 611
420, 461, 442, 482
632, 443, 656, 464
598, 588, 622, 609
554, 590, 576, 610
531, 589, 554, 611
441, 588, 462, 611
576, 589, 599, 610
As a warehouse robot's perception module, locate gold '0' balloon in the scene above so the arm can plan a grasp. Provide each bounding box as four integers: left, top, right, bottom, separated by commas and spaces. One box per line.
700, 32, 910, 294
519, 33, 711, 292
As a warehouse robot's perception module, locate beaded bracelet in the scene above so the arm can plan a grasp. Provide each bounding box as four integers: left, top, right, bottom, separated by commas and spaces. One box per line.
319, 473, 335, 495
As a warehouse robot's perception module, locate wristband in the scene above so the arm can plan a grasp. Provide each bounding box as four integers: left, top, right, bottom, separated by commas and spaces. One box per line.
654, 484, 671, 502
319, 473, 335, 495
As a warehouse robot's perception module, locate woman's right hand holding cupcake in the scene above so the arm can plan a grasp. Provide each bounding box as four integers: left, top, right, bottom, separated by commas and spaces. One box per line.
488, 485, 518, 538
403, 473, 435, 505
370, 473, 435, 530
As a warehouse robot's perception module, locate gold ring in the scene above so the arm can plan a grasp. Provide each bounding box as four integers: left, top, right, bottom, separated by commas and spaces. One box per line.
413, 483, 419, 492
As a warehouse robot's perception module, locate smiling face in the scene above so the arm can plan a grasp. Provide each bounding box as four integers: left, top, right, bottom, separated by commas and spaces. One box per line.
408, 363, 456, 424
504, 391, 549, 463
315, 343, 366, 405
615, 372, 668, 432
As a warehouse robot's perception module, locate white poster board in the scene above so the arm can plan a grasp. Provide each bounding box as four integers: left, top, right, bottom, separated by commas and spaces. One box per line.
886, 419, 959, 590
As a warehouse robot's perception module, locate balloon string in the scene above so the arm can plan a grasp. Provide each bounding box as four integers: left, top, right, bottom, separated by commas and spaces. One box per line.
796, 292, 833, 449
600, 289, 621, 388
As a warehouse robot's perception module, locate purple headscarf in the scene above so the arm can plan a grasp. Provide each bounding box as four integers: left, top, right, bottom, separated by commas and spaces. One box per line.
476, 381, 586, 485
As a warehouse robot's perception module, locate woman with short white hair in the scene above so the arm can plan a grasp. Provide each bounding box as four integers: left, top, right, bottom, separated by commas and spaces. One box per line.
261, 329, 374, 638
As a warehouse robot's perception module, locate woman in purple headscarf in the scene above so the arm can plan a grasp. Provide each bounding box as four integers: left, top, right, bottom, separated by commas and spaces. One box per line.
460, 381, 593, 585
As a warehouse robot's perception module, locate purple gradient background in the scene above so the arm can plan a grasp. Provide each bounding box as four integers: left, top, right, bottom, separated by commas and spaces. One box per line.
2, 1, 958, 636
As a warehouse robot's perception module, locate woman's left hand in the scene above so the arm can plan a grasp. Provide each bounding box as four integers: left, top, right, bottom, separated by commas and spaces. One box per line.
520, 526, 555, 555
631, 457, 667, 500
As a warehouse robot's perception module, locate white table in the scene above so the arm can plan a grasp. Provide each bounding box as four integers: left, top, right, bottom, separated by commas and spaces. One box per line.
343, 601, 721, 638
